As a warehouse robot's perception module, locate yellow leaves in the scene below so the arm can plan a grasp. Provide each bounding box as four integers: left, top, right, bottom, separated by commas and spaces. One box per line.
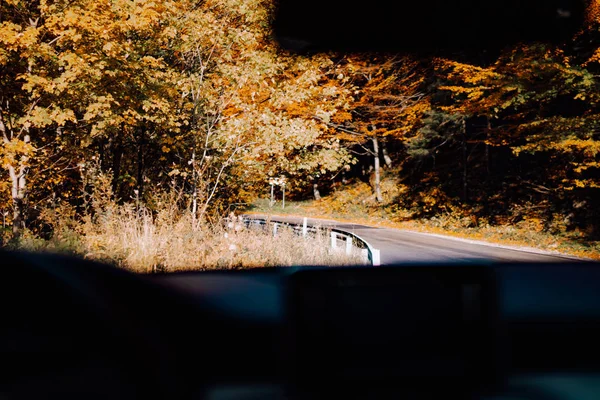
284, 103, 310, 118
562, 179, 600, 191
102, 42, 114, 53
0, 24, 40, 69
439, 85, 484, 98
53, 109, 77, 126
1, 138, 35, 168
399, 100, 431, 132
163, 26, 178, 39
435, 58, 513, 118
125, 1, 165, 33
574, 161, 600, 174
0, 0, 356, 210
331, 111, 352, 124
523, 216, 545, 233
0, 22, 19, 47
586, 0, 600, 27
84, 96, 116, 121
24, 106, 77, 129
584, 48, 600, 66
441, 60, 501, 84
141, 56, 164, 68
572, 179, 600, 189
70, 33, 83, 43
558, 138, 600, 157
345, 55, 428, 142
62, 9, 80, 26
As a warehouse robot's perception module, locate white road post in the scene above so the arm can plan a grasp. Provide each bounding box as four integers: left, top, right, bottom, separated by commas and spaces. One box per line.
371, 249, 381, 266
273, 223, 278, 236
302, 217, 308, 237
346, 235, 352, 255
330, 231, 337, 249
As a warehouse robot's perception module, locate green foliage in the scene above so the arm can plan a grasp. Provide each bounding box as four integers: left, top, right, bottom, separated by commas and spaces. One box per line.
407, 111, 465, 159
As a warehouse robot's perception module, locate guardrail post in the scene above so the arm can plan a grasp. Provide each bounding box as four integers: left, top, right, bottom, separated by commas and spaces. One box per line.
243, 216, 379, 266
370, 249, 381, 266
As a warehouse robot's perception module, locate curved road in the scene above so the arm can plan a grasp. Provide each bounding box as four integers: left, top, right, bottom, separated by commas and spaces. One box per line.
245, 214, 582, 264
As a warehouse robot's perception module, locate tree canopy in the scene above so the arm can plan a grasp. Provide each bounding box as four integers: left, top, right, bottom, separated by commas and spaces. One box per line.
1, 0, 599, 243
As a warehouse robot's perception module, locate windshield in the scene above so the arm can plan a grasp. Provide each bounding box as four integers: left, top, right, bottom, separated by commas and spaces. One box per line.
1, 0, 598, 271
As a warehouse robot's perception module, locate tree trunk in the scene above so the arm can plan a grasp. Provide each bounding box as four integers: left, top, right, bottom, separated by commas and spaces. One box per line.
485, 118, 491, 177
12, 194, 24, 237
191, 150, 198, 223
98, 138, 106, 170
372, 136, 383, 202
8, 134, 30, 238
341, 171, 348, 185
462, 119, 468, 202
136, 127, 145, 199
111, 135, 123, 197
313, 183, 321, 200
382, 139, 392, 168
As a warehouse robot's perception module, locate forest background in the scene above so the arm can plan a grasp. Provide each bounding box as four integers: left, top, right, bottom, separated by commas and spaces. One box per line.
2, 0, 599, 269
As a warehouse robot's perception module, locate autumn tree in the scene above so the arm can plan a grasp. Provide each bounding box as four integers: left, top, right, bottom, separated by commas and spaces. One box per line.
406, 9, 599, 232
1, 0, 357, 237
1, 0, 54, 237
0, 0, 195, 237
315, 55, 430, 202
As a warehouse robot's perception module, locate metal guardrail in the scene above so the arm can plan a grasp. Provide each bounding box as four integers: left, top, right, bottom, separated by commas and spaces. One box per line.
240, 216, 381, 266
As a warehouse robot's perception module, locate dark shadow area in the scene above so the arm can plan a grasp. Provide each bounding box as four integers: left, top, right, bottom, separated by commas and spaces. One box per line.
273, 0, 587, 55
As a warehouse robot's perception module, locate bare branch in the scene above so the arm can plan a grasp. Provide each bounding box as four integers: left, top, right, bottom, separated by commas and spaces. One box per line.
198, 139, 243, 221
358, 143, 376, 156
312, 115, 367, 138
349, 148, 373, 156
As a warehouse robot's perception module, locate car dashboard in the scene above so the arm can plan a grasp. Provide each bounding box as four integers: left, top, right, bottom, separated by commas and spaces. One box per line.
1, 251, 600, 400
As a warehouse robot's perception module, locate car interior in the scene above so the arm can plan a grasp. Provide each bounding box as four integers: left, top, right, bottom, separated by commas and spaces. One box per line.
2, 1, 600, 399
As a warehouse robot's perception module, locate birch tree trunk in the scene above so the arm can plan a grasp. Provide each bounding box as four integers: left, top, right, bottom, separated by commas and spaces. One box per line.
372, 136, 383, 202
8, 134, 30, 238
382, 139, 392, 168
191, 150, 198, 227
462, 118, 468, 202
111, 134, 124, 196
313, 182, 321, 200
136, 126, 145, 200
485, 118, 491, 177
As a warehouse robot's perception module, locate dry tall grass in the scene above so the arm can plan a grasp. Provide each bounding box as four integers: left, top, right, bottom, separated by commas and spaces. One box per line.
12, 177, 365, 272
78, 207, 364, 272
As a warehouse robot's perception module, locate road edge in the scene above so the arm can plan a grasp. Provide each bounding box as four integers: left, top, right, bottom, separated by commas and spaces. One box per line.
244, 211, 594, 262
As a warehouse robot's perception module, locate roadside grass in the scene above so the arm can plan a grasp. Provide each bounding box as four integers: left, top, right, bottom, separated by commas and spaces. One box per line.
8, 197, 366, 273
247, 178, 600, 260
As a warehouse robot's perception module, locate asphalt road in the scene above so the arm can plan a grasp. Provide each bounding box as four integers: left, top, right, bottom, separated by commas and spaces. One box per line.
245, 214, 581, 264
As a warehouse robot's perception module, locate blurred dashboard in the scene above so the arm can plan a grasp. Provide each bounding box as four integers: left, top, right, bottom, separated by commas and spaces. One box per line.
1, 251, 600, 399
